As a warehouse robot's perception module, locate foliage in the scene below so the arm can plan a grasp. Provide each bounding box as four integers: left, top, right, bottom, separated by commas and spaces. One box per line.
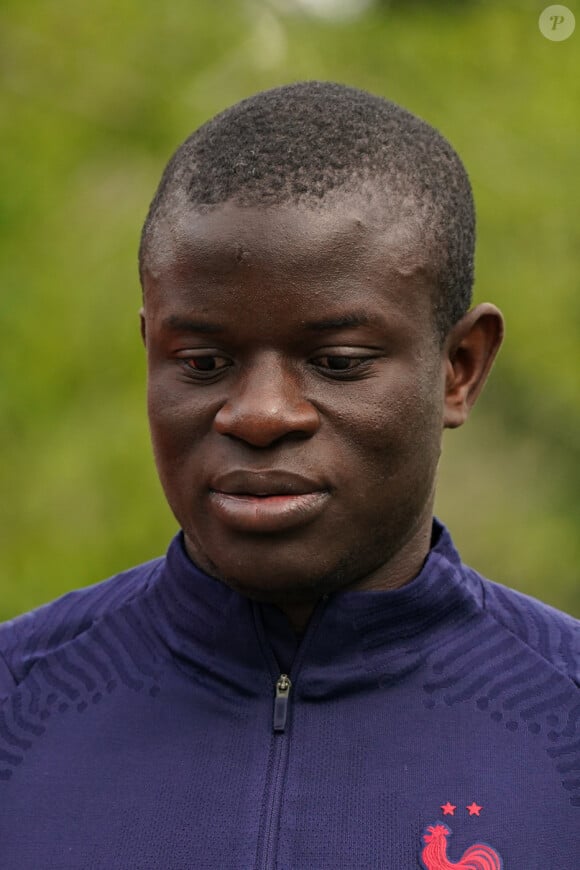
1, 0, 578, 618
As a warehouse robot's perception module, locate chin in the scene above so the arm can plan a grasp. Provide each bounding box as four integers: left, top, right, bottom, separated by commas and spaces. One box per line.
204, 547, 340, 604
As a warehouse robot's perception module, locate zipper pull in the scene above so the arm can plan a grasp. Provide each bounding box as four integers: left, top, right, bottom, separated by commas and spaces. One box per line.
273, 674, 292, 733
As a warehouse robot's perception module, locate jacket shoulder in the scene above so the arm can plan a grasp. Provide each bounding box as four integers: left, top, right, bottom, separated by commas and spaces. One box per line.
0, 555, 165, 697
477, 571, 580, 686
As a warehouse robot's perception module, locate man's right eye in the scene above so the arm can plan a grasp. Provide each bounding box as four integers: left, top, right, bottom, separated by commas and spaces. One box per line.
179, 356, 231, 375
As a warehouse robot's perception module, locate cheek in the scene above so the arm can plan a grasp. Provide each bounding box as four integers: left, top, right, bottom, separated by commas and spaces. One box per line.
332, 395, 443, 519
334, 369, 443, 463
146, 378, 208, 468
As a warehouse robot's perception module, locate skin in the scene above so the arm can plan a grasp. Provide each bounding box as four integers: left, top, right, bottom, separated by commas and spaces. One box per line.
140, 193, 503, 632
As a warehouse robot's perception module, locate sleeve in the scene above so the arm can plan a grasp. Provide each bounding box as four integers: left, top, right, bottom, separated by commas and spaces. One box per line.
0, 647, 16, 700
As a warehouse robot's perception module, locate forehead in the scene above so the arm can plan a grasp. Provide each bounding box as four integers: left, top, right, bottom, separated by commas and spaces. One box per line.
142, 194, 436, 329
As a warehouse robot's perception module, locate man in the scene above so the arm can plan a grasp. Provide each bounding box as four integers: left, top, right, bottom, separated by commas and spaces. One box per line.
0, 81, 578, 868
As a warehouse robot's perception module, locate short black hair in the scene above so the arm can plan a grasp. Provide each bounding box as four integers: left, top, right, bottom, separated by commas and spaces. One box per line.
139, 80, 475, 340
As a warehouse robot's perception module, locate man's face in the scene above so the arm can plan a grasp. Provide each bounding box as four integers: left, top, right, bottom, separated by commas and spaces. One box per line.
140, 194, 448, 603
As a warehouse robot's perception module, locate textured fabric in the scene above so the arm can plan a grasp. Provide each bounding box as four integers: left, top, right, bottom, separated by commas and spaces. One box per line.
0, 520, 579, 869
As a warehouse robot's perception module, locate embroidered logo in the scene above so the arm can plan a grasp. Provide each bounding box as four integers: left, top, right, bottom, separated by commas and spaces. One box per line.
420, 822, 503, 870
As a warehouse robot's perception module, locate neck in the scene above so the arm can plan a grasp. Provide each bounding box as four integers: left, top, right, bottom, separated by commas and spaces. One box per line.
270, 516, 434, 634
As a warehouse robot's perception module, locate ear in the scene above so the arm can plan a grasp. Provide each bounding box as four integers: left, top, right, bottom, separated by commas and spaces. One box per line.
139, 307, 146, 347
443, 303, 504, 429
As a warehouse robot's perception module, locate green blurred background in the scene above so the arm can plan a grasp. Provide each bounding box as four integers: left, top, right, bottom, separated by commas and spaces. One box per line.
1, 0, 579, 620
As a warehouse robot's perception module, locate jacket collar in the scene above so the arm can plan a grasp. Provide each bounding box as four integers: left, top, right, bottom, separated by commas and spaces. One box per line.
146, 519, 484, 697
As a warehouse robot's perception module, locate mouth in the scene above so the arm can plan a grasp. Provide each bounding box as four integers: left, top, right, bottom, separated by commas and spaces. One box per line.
208, 489, 330, 533
207, 468, 331, 532
209, 468, 328, 497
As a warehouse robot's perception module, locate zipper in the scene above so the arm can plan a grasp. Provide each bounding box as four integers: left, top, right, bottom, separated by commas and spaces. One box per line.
257, 673, 292, 869
253, 596, 329, 869
273, 674, 292, 732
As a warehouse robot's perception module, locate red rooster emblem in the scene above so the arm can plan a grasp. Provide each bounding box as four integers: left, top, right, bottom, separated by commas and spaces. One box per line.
420, 823, 503, 870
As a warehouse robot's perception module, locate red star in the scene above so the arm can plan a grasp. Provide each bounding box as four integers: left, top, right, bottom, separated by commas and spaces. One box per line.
467, 802, 482, 816
441, 802, 456, 815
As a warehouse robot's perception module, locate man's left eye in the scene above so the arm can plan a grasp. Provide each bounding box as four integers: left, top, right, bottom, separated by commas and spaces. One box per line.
314, 356, 370, 371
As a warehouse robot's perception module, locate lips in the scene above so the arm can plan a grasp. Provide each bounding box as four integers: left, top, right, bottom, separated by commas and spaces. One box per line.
209, 469, 327, 497
207, 469, 331, 532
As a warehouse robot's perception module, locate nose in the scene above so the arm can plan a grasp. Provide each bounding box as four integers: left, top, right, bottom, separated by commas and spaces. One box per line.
213, 353, 321, 447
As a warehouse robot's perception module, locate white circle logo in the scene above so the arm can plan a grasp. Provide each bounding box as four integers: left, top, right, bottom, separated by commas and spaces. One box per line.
539, 5, 576, 40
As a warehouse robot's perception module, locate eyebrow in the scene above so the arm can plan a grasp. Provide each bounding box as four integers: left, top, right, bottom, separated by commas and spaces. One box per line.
302, 312, 374, 331
161, 311, 376, 334
161, 315, 224, 334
